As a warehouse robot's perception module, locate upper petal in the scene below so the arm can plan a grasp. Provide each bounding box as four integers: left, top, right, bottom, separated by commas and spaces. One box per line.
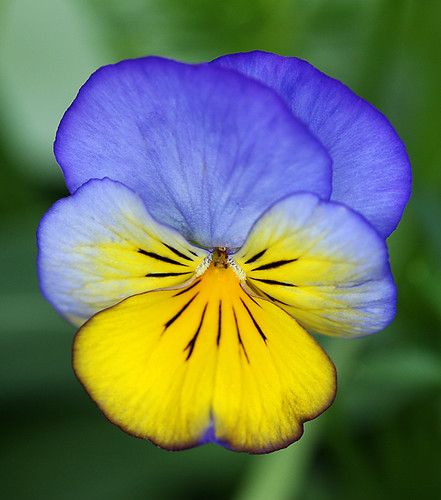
37, 178, 208, 325
213, 51, 411, 238
54, 56, 331, 248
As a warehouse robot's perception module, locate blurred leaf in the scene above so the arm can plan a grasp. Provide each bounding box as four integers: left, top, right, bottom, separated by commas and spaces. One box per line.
234, 427, 320, 500
0, 412, 247, 500
345, 347, 441, 425
358, 347, 441, 390
0, 0, 111, 183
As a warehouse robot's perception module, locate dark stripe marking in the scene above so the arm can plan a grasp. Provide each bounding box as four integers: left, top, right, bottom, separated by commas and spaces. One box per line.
164, 293, 199, 331
216, 301, 222, 346
261, 290, 291, 306
252, 258, 298, 271
162, 243, 194, 262
138, 248, 187, 266
240, 298, 267, 343
184, 303, 208, 360
251, 277, 297, 287
244, 249, 267, 265
172, 280, 201, 297
146, 272, 191, 278
246, 293, 262, 308
233, 307, 250, 363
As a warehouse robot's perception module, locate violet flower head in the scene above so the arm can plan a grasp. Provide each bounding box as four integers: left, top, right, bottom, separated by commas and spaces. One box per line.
37, 51, 411, 453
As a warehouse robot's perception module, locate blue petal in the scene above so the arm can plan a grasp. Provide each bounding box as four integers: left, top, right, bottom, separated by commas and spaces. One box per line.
54, 57, 331, 249
213, 51, 411, 238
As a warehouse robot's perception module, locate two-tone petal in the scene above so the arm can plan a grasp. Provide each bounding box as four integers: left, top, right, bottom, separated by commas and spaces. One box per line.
37, 178, 208, 325
235, 192, 396, 337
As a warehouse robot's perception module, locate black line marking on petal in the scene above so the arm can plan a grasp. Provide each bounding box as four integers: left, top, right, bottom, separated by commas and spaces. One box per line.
145, 272, 191, 278
216, 301, 222, 346
233, 307, 250, 363
246, 293, 262, 308
172, 280, 201, 297
240, 298, 267, 343
251, 258, 298, 271
163, 293, 199, 332
162, 243, 194, 262
184, 303, 208, 360
260, 290, 291, 306
244, 249, 267, 264
138, 248, 188, 266
251, 278, 297, 287
245, 280, 291, 306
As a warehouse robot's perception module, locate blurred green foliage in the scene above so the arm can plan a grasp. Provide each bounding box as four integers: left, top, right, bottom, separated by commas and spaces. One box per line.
1, 0, 440, 499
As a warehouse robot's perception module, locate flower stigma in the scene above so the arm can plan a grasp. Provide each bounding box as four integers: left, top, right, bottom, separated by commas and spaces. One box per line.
194, 247, 246, 281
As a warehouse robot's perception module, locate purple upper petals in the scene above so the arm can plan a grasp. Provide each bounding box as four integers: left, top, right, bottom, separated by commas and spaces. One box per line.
55, 57, 331, 249
213, 51, 411, 238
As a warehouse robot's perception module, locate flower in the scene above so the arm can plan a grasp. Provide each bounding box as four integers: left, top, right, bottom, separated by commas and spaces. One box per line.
37, 51, 411, 453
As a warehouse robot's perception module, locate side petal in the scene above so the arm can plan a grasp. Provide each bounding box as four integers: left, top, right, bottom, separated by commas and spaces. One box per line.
37, 178, 208, 325
213, 51, 411, 237
234, 192, 396, 337
55, 56, 331, 248
73, 263, 336, 453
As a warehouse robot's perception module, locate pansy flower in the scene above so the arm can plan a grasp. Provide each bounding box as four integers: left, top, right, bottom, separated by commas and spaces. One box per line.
38, 51, 411, 453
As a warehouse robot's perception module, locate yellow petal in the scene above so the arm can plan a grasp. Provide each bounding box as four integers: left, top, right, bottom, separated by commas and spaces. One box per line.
74, 262, 336, 453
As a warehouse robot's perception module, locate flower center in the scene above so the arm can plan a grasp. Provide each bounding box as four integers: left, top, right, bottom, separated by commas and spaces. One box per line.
195, 247, 246, 281
213, 247, 229, 268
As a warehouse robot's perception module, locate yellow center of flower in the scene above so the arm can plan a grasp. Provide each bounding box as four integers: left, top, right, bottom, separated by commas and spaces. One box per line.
73, 236, 336, 452
195, 247, 247, 282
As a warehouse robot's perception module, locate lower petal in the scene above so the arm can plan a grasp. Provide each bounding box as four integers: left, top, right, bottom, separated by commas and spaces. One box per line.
73, 264, 335, 453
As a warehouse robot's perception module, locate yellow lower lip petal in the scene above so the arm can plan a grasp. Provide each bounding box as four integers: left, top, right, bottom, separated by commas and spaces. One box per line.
73, 263, 336, 453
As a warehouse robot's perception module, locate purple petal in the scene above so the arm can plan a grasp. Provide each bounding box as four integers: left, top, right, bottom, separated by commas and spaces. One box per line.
55, 57, 331, 249
213, 51, 411, 237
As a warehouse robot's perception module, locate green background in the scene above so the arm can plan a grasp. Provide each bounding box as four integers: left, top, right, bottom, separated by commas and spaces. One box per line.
1, 0, 440, 498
